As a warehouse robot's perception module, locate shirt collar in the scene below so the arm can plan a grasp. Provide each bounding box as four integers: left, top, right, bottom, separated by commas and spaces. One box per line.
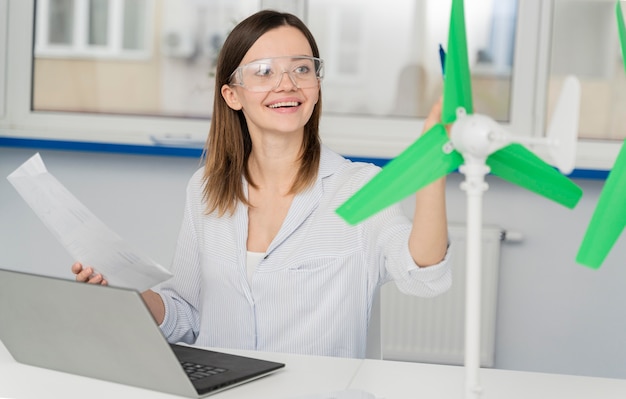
318, 144, 346, 181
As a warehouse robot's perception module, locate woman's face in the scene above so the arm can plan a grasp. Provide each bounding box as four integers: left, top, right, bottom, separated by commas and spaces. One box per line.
221, 26, 320, 141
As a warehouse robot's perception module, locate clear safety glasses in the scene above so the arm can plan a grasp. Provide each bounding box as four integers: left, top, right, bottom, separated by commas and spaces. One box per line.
229, 56, 324, 92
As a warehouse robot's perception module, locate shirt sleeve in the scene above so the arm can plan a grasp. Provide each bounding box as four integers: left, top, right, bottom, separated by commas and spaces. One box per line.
370, 208, 452, 297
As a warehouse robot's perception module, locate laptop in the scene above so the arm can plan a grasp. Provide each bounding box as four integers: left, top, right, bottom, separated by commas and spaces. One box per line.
0, 268, 285, 397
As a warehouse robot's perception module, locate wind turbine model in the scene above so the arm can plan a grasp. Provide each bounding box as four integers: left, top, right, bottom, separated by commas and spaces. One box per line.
336, 1, 584, 398
576, 0, 626, 269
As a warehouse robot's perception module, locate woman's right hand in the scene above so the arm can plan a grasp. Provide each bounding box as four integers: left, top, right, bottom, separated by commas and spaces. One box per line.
71, 262, 164, 324
71, 262, 108, 285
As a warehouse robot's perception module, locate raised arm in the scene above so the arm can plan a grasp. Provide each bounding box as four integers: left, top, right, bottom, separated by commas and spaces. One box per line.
408, 99, 449, 267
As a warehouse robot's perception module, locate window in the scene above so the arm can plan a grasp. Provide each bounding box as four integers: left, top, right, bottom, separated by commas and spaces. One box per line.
309, 0, 516, 121
33, 0, 154, 115
0, 0, 620, 171
540, 0, 625, 169
546, 0, 625, 141
34, 0, 151, 58
32, 0, 517, 120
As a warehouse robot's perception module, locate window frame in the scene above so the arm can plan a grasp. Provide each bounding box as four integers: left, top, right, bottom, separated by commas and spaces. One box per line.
0, 0, 620, 173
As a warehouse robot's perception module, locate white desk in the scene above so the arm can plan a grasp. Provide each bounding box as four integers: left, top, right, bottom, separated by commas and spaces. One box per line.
2, 339, 626, 399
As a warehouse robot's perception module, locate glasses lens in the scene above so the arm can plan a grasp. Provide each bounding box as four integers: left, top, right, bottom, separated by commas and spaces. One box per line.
236, 56, 323, 92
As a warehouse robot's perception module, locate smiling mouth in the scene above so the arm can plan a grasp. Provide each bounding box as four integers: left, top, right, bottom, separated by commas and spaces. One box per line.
268, 101, 300, 109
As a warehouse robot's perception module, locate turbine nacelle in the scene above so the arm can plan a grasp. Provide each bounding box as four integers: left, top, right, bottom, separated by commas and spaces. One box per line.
449, 110, 506, 160
449, 75, 581, 175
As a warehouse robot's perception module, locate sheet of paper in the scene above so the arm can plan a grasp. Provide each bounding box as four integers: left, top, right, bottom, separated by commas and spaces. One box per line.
7, 153, 173, 292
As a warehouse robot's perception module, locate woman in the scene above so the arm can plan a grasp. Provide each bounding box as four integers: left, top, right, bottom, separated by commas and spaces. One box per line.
73, 9, 451, 358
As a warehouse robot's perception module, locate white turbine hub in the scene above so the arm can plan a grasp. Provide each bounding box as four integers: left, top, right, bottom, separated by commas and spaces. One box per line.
450, 110, 503, 159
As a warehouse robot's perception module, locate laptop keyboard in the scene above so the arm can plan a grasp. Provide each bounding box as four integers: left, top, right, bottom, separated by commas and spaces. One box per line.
180, 361, 228, 381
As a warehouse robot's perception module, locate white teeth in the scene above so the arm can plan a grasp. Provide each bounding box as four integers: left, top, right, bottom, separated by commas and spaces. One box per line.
268, 101, 299, 108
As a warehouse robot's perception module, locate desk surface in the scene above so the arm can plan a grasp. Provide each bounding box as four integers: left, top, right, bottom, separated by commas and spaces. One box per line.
2, 339, 626, 399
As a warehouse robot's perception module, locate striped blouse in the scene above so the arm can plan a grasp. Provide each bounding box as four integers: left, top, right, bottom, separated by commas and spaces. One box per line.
154, 145, 452, 359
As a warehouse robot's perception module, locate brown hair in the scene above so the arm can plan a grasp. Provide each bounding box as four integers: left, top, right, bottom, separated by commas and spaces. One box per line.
201, 10, 322, 216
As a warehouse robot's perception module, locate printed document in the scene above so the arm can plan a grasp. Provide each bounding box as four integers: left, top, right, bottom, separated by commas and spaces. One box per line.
7, 153, 173, 291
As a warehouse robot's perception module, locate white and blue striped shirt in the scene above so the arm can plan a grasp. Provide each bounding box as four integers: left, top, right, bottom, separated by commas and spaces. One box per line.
155, 145, 451, 358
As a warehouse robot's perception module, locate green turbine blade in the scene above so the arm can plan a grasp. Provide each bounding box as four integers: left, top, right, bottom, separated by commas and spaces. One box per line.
618, 0, 626, 75
442, 0, 474, 124
486, 143, 583, 209
575, 2, 626, 268
576, 140, 626, 269
336, 124, 463, 225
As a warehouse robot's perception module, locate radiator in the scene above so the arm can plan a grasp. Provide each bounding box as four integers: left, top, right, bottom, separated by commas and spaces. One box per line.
377, 223, 507, 367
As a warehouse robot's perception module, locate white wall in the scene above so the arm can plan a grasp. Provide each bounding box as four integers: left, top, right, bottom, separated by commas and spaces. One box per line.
1, 145, 625, 380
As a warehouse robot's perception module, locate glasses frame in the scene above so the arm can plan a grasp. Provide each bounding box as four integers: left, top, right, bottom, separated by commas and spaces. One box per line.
228, 56, 325, 92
